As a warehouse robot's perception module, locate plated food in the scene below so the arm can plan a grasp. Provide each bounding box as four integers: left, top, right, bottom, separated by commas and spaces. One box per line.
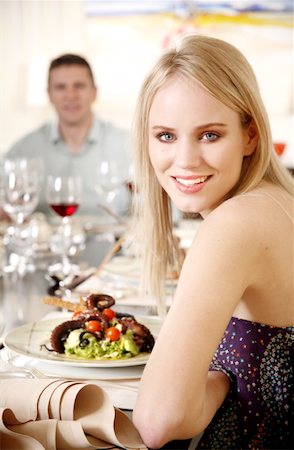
43, 293, 155, 361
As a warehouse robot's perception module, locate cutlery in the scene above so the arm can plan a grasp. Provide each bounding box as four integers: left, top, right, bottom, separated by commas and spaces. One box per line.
46, 268, 95, 297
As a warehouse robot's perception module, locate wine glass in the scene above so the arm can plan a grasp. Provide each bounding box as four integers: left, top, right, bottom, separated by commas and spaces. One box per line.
95, 159, 131, 224
0, 157, 43, 274
46, 175, 82, 276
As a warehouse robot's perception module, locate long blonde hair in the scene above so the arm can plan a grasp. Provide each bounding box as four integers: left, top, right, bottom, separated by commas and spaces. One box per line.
131, 33, 293, 315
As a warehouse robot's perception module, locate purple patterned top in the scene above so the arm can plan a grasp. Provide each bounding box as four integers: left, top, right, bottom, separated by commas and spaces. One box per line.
198, 317, 294, 449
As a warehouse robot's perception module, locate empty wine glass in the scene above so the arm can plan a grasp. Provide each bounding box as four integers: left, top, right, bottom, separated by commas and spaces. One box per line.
0, 157, 43, 274
46, 175, 82, 276
95, 159, 131, 223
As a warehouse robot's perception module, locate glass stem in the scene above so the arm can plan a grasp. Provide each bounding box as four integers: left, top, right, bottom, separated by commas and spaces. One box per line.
61, 216, 72, 275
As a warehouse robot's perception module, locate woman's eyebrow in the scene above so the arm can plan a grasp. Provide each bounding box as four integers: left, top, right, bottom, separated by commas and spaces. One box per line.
195, 122, 228, 130
151, 122, 228, 131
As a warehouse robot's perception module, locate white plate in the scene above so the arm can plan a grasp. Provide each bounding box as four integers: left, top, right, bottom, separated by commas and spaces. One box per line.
3, 349, 145, 380
4, 316, 162, 368
100, 256, 141, 282
100, 256, 177, 290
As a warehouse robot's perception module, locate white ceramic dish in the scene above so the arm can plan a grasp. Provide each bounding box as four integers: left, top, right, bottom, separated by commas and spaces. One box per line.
2, 349, 145, 380
100, 256, 177, 291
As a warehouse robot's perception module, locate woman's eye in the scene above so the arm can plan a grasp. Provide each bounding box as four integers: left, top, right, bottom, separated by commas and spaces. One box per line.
158, 132, 175, 142
201, 132, 219, 142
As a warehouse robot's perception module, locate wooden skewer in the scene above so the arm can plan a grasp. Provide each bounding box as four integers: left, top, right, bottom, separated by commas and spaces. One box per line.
42, 296, 83, 311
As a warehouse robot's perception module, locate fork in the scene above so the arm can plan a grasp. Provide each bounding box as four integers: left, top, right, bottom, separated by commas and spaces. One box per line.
0, 347, 46, 379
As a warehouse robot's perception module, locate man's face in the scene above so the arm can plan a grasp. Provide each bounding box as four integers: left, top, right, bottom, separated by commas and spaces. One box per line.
47, 65, 97, 126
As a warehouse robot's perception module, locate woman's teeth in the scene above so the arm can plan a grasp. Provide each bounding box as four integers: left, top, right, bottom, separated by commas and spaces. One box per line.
175, 176, 208, 186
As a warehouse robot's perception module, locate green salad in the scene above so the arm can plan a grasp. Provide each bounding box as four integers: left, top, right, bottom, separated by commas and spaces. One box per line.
64, 327, 140, 360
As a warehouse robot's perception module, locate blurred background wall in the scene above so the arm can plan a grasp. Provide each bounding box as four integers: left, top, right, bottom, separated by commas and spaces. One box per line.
0, 0, 293, 167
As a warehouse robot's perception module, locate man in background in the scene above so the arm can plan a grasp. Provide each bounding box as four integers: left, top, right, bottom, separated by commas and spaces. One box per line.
1, 53, 131, 219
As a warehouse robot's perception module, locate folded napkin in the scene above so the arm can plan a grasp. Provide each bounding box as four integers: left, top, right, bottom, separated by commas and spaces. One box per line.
1, 346, 141, 411
0, 378, 147, 450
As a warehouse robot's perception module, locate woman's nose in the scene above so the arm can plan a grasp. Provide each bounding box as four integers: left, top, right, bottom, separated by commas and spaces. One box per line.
174, 138, 202, 168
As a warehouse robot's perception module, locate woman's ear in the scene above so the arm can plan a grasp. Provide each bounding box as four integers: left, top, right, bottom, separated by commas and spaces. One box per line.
244, 120, 259, 156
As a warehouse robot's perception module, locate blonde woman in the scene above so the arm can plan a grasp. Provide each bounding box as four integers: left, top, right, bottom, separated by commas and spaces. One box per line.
132, 34, 293, 449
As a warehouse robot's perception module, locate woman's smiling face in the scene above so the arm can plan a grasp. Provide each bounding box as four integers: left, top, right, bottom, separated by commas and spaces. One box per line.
148, 75, 256, 217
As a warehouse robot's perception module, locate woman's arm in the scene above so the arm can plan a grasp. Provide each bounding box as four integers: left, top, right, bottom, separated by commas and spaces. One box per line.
133, 202, 260, 448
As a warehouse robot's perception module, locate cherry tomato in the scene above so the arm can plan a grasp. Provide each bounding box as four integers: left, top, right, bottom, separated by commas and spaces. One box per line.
72, 309, 82, 319
86, 320, 102, 333
105, 327, 121, 341
102, 308, 116, 320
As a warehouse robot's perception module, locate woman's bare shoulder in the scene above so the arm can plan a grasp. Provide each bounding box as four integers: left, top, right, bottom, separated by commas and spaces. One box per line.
204, 182, 292, 230
197, 184, 289, 251
201, 192, 260, 232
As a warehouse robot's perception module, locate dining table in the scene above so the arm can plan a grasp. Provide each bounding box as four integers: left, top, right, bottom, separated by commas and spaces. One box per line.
0, 214, 201, 450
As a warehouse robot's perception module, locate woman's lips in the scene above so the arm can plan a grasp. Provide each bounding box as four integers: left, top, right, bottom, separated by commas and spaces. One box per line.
172, 175, 211, 193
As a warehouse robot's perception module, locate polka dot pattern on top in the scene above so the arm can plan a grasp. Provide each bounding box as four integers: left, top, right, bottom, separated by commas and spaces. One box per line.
198, 317, 294, 449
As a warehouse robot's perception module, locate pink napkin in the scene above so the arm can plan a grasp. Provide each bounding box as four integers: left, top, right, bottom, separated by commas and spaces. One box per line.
0, 378, 147, 450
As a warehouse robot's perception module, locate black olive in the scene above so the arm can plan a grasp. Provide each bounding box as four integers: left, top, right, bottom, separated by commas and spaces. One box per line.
78, 330, 101, 348
79, 338, 89, 348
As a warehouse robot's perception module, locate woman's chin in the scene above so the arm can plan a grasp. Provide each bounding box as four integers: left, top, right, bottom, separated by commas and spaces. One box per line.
173, 201, 201, 215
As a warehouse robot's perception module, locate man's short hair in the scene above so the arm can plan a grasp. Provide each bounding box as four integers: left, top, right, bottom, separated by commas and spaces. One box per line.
48, 53, 95, 84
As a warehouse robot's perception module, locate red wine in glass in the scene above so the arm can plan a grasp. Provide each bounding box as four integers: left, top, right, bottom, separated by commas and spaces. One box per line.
49, 202, 79, 217
46, 175, 82, 275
